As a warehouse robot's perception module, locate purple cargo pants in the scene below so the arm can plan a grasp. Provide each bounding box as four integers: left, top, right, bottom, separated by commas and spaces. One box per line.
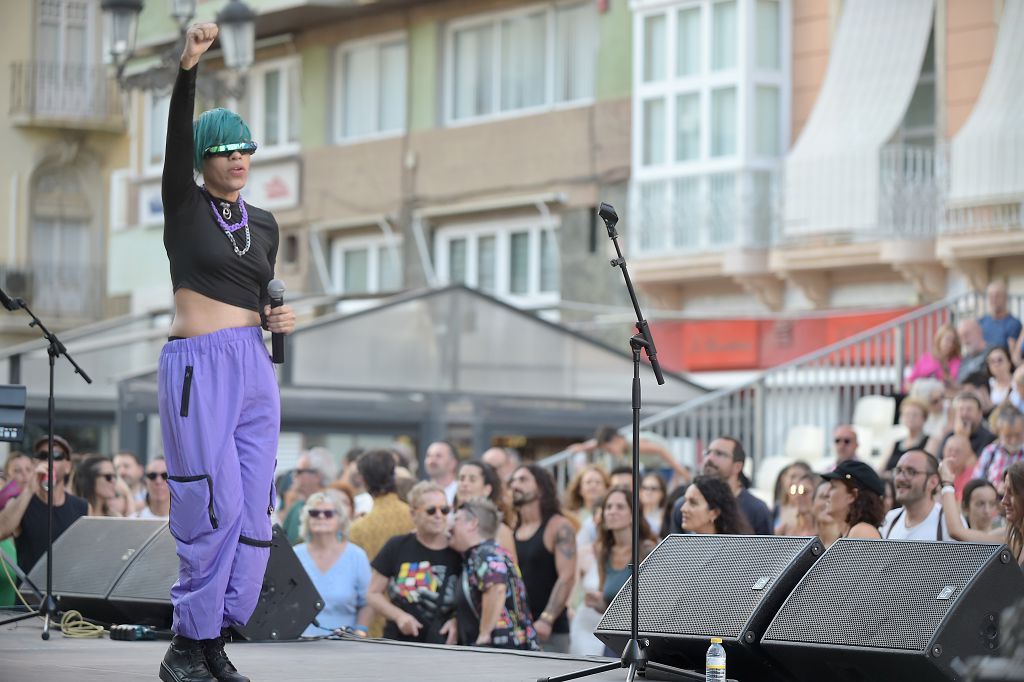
157, 326, 280, 640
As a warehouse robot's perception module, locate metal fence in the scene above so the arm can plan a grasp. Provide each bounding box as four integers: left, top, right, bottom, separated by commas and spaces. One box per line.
541, 291, 1018, 491
9, 61, 121, 125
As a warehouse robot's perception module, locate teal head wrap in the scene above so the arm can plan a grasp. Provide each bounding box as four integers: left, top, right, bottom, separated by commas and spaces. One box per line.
192, 108, 254, 172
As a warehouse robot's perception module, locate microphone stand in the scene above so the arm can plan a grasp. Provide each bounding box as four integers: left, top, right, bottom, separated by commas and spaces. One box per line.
0, 290, 92, 640
537, 205, 707, 682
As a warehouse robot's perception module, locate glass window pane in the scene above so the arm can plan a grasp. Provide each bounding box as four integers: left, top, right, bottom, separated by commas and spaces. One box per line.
712, 1, 737, 71
755, 86, 780, 155
477, 235, 496, 292
756, 0, 781, 70
149, 93, 170, 166
343, 248, 370, 294
643, 14, 667, 83
555, 2, 597, 102
448, 238, 468, 284
343, 46, 376, 138
500, 12, 547, 111
540, 230, 558, 293
263, 69, 281, 146
642, 98, 667, 166
675, 93, 700, 161
676, 7, 701, 76
379, 245, 402, 291
509, 232, 529, 294
711, 87, 736, 157
453, 24, 494, 119
380, 42, 407, 132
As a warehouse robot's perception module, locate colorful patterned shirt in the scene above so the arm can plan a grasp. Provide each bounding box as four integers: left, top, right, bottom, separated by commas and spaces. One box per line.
456, 540, 539, 651
973, 441, 1024, 488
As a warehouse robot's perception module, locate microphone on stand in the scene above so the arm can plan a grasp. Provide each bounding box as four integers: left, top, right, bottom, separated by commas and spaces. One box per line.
267, 279, 286, 365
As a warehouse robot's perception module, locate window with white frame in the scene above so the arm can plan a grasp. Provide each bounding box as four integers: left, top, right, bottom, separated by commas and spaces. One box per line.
334, 34, 407, 142
446, 1, 597, 123
146, 91, 171, 170
237, 58, 301, 152
434, 218, 559, 305
329, 234, 403, 295
634, 0, 787, 169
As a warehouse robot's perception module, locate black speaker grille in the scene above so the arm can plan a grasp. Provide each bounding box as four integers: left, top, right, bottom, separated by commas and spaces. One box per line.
109, 524, 178, 602
26, 518, 166, 598
764, 539, 1004, 651
599, 535, 817, 639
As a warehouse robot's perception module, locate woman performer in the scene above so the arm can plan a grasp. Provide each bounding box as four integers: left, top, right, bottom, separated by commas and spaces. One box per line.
157, 23, 295, 682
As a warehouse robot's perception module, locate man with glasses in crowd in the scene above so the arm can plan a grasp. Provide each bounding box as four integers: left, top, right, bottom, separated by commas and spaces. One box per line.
832, 425, 860, 465
0, 435, 88, 572
367, 481, 461, 644
669, 437, 772, 535
882, 449, 956, 540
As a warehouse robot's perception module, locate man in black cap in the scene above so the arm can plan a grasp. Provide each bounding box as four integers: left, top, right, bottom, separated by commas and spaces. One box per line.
669, 437, 771, 535
0, 435, 88, 572
820, 459, 886, 539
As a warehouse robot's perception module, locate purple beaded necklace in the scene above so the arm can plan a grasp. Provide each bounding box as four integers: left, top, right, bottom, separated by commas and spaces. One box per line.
203, 185, 251, 257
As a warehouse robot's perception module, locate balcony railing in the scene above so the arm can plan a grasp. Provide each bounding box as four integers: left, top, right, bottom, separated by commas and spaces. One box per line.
628, 169, 778, 256
9, 61, 122, 130
0, 264, 105, 320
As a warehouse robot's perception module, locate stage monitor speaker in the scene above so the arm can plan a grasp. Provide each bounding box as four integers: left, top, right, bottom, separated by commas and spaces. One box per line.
761, 539, 1024, 682
23, 519, 322, 639
22, 517, 168, 624
594, 534, 824, 682
229, 523, 324, 641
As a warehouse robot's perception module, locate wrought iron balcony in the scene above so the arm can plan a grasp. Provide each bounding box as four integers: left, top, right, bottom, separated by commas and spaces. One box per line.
9, 61, 123, 131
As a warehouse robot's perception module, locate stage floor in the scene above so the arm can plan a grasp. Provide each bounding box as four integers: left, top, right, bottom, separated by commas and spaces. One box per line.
0, 612, 626, 682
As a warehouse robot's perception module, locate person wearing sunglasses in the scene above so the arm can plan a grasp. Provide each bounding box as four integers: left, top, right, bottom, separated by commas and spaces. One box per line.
293, 490, 371, 637
0, 435, 88, 574
367, 481, 462, 645
156, 22, 297, 682
136, 457, 171, 521
73, 455, 123, 517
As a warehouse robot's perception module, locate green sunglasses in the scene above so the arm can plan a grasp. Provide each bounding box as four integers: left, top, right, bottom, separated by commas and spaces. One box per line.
203, 141, 258, 158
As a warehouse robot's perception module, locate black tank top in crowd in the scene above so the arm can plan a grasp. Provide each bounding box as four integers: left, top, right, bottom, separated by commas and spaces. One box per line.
515, 516, 569, 634
162, 66, 278, 313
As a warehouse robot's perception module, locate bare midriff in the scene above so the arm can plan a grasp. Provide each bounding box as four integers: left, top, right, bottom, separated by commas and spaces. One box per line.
169, 288, 261, 338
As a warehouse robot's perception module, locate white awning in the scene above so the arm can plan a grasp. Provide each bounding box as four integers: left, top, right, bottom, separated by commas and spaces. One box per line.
949, 0, 1024, 205
783, 0, 934, 237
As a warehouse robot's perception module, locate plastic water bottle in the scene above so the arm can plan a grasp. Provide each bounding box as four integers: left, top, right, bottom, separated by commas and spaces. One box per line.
706, 637, 726, 682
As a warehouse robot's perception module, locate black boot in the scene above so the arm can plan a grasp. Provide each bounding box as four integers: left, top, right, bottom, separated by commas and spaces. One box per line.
159, 635, 216, 682
203, 635, 249, 682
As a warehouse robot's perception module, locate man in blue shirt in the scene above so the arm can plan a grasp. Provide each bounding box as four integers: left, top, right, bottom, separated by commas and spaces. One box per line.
978, 280, 1021, 349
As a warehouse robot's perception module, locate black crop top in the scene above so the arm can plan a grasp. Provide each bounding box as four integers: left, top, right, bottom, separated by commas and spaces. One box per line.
161, 65, 278, 313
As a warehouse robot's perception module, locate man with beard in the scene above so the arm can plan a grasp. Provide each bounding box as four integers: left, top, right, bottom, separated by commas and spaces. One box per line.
510, 464, 576, 653
882, 449, 956, 540
367, 481, 460, 644
424, 441, 459, 505
669, 437, 771, 535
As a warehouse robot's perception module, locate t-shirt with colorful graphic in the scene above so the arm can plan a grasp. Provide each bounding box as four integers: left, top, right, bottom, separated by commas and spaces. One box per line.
371, 533, 461, 643
456, 540, 539, 651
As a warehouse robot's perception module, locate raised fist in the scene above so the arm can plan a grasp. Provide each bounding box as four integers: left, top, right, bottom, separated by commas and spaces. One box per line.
181, 22, 218, 69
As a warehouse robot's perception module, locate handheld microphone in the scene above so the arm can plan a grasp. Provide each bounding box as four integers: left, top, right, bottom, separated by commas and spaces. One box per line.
267, 279, 285, 365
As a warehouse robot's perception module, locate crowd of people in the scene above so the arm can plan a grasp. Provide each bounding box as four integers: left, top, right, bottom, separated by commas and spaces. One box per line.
1, 281, 1023, 654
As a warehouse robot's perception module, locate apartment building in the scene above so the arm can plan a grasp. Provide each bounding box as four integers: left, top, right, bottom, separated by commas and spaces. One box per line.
0, 0, 129, 346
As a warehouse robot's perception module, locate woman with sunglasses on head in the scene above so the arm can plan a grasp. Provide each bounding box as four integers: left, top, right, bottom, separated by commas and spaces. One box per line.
156, 23, 296, 682
136, 457, 171, 521
74, 456, 121, 517
293, 490, 371, 637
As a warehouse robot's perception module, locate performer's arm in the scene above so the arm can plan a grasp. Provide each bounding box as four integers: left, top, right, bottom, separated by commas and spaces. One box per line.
161, 23, 218, 214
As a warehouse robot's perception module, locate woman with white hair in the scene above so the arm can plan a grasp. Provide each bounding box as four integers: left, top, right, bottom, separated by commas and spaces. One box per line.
293, 490, 371, 637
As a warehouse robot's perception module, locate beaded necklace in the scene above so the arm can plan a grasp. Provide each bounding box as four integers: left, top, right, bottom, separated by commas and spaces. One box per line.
203, 186, 251, 257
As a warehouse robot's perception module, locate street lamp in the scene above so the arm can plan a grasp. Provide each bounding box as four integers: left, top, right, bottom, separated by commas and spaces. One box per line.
216, 0, 257, 72
100, 0, 144, 76
99, 0, 256, 97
